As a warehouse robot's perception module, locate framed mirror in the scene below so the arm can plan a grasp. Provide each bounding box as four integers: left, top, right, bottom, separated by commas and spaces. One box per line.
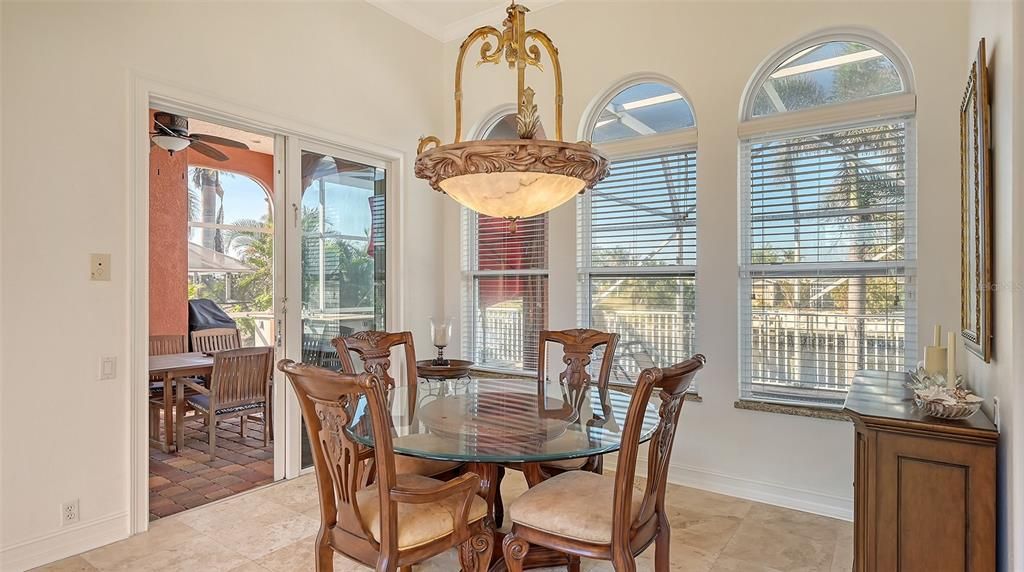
960, 38, 992, 362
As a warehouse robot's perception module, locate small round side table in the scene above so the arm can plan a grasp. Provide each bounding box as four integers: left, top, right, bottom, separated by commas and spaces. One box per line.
415, 359, 474, 382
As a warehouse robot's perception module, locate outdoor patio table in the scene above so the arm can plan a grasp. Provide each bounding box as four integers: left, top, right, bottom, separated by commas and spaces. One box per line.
347, 377, 660, 571
148, 352, 214, 453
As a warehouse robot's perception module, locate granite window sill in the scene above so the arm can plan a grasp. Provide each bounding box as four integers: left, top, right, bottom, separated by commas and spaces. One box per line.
733, 399, 850, 421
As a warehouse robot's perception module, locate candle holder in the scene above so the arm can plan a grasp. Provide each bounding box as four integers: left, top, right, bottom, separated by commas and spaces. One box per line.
430, 317, 454, 367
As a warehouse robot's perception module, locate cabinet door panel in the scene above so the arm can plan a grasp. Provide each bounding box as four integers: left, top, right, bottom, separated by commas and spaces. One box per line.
875, 432, 995, 572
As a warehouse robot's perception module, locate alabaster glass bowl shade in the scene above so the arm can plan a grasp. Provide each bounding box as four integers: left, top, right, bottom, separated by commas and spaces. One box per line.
439, 172, 585, 219
414, 139, 610, 220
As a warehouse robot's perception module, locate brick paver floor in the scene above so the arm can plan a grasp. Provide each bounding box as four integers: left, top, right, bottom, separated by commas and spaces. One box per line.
149, 414, 273, 520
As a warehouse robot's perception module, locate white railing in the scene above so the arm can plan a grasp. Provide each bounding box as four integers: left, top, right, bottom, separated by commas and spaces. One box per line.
750, 311, 905, 391
479, 304, 525, 368
595, 309, 694, 381
477, 304, 904, 393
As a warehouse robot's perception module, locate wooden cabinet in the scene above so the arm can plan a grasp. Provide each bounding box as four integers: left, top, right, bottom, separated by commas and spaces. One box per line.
844, 372, 998, 572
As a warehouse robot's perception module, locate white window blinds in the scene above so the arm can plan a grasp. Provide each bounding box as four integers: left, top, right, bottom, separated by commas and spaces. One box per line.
578, 150, 697, 385
464, 212, 548, 372
740, 119, 916, 407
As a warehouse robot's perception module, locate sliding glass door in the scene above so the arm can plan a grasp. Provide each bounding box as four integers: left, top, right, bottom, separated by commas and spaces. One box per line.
283, 140, 387, 474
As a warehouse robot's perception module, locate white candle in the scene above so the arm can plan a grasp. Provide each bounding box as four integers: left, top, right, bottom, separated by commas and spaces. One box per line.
934, 324, 942, 347
946, 331, 957, 388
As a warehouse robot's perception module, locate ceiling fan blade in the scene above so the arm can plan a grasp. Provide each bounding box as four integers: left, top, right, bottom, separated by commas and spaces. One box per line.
152, 119, 177, 136
189, 140, 230, 161
190, 133, 250, 150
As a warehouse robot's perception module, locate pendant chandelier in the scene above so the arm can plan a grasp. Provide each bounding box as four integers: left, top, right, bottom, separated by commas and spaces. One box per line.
414, 2, 609, 228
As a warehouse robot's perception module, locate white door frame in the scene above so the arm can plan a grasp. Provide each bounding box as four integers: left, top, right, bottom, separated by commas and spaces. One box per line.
129, 74, 406, 534
281, 136, 399, 478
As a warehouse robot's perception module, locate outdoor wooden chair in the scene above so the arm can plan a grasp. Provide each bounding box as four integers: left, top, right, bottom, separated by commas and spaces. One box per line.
148, 334, 188, 440
191, 327, 241, 354
502, 355, 706, 572
333, 331, 462, 480
278, 360, 493, 572
150, 334, 187, 357
176, 346, 274, 460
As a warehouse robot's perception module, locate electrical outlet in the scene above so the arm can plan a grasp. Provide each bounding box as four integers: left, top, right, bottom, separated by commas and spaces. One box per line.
90, 253, 111, 281
992, 396, 1001, 430
99, 356, 117, 381
62, 500, 79, 525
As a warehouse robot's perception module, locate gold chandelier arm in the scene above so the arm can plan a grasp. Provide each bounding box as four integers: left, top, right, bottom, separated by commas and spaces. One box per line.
417, 136, 442, 155
454, 26, 504, 143
524, 29, 563, 141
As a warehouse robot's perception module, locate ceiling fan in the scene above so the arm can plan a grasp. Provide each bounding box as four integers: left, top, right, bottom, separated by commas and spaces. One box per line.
150, 111, 250, 161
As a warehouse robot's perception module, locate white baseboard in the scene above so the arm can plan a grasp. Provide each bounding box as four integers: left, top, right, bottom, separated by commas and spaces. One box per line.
606, 454, 853, 522
0, 512, 130, 572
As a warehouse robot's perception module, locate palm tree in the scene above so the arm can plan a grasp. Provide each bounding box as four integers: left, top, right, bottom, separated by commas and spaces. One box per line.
190, 167, 231, 253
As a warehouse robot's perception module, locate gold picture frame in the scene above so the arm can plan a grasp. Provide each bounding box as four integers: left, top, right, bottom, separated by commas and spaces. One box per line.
960, 38, 992, 362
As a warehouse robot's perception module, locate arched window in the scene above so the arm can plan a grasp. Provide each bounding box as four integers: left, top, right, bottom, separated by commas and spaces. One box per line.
579, 78, 697, 385
187, 167, 272, 310
462, 111, 548, 372
738, 32, 916, 407
589, 81, 696, 143
747, 40, 905, 117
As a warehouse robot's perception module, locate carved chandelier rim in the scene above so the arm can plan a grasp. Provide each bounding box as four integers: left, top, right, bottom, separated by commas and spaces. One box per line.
414, 138, 609, 195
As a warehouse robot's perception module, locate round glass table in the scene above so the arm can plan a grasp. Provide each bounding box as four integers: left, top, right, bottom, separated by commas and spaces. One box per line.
346, 378, 660, 570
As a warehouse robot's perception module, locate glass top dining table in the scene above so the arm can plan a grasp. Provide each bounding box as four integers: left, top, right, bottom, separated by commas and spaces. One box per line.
346, 377, 660, 465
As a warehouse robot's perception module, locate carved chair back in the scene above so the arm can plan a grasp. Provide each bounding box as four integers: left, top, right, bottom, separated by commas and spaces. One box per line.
537, 329, 619, 412
149, 334, 187, 356
209, 347, 274, 411
277, 360, 399, 554
191, 327, 242, 354
611, 354, 705, 556
333, 331, 418, 398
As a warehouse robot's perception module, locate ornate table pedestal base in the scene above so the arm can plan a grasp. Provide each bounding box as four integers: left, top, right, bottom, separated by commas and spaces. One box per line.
465, 462, 571, 572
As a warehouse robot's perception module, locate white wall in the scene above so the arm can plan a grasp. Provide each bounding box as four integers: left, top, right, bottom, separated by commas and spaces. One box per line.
0, 2, 445, 569
441, 0, 968, 519
964, 1, 1023, 569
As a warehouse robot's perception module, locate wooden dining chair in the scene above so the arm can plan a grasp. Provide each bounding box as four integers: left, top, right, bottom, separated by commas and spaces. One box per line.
277, 360, 493, 572
502, 354, 706, 572
148, 334, 188, 440
333, 331, 462, 480
536, 328, 619, 474
176, 346, 274, 460
190, 327, 241, 353
150, 334, 187, 357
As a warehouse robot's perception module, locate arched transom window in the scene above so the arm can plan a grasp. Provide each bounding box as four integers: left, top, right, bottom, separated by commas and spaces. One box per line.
591, 82, 695, 144
579, 80, 697, 385
738, 34, 916, 408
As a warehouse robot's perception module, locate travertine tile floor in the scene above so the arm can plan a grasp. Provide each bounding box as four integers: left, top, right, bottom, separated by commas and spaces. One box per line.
36, 470, 852, 572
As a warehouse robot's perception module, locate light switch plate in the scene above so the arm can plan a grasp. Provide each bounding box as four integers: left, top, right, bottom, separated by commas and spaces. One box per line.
90, 253, 111, 281
99, 356, 117, 380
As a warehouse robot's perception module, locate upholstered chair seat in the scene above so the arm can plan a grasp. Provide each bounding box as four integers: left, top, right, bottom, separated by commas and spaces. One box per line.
394, 456, 462, 478
508, 471, 643, 544
536, 456, 588, 470
355, 473, 489, 549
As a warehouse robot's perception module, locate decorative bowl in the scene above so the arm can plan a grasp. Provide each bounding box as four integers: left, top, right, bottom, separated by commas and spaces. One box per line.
913, 395, 983, 420
911, 382, 984, 420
